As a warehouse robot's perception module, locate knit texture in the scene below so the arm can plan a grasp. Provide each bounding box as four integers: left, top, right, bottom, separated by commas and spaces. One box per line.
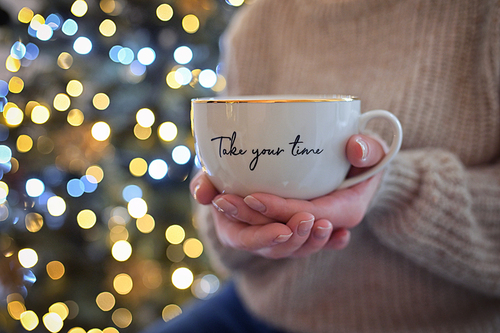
195, 0, 500, 332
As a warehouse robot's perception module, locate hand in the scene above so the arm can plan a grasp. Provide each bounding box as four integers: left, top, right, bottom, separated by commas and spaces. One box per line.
190, 134, 386, 259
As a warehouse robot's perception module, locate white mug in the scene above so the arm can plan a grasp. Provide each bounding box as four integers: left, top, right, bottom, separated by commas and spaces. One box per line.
191, 95, 403, 200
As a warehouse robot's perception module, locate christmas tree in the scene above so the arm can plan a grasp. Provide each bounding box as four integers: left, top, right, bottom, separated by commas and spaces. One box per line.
0, 0, 244, 331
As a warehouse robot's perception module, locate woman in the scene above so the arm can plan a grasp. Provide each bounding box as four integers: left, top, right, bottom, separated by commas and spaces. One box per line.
147, 0, 500, 332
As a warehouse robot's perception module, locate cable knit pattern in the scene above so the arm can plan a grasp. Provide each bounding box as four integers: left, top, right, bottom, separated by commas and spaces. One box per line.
195, 0, 500, 332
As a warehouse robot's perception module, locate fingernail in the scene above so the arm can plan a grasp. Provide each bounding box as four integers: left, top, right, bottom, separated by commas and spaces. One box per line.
313, 225, 332, 240
297, 218, 314, 237
244, 195, 266, 213
355, 137, 368, 161
192, 184, 200, 200
274, 233, 293, 244
212, 198, 237, 216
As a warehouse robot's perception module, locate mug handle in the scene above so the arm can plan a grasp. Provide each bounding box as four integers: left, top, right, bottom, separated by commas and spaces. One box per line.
337, 110, 403, 189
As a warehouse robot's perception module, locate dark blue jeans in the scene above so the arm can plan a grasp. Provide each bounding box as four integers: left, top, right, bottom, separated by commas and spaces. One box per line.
140, 281, 286, 333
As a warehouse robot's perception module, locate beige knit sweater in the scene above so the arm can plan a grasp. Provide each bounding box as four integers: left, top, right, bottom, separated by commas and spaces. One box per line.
195, 0, 500, 332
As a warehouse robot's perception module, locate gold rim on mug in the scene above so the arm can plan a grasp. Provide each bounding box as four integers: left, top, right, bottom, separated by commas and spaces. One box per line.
192, 95, 359, 103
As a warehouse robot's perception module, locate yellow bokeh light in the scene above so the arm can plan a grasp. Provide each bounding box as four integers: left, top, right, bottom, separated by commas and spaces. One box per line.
112, 308, 132, 329
42, 312, 63, 333
113, 273, 133, 295
93, 93, 110, 110
99, 19, 116, 37
18, 7, 34, 23
47, 196, 66, 217
20, 310, 39, 331
96, 291, 115, 311
111, 240, 132, 262
158, 121, 178, 142
227, 0, 245, 6
5, 105, 24, 126
49, 302, 69, 321
68, 328, 86, 333
0, 182, 9, 199
183, 238, 204, 258
53, 93, 71, 111
17, 135, 33, 153
134, 124, 152, 140
6, 55, 21, 72
103, 328, 119, 333
127, 197, 148, 219
182, 14, 200, 34
136, 108, 155, 127
171, 267, 194, 290
166, 71, 181, 89
162, 304, 182, 322
66, 80, 83, 97
86, 165, 104, 183
77, 209, 97, 229
129, 157, 148, 177
136, 214, 155, 233
8, 301, 26, 320
91, 121, 111, 141
100, 0, 115, 14
71, 0, 88, 17
156, 4, 173, 21
25, 101, 39, 116
18, 248, 38, 268
57, 52, 73, 69
165, 225, 185, 245
30, 14, 45, 30
9, 76, 24, 93
46, 261, 65, 280
32, 105, 51, 124
67, 108, 84, 126
25, 212, 43, 232
109, 225, 129, 243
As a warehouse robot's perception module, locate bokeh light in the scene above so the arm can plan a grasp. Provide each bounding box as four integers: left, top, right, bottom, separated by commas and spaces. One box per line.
77, 209, 97, 229
91, 121, 111, 141
173, 46, 193, 65
26, 178, 45, 197
129, 157, 148, 177
158, 122, 178, 142
18, 7, 34, 24
172, 145, 191, 165
67, 108, 84, 126
171, 267, 194, 290
182, 14, 200, 34
62, 19, 78, 36
127, 197, 147, 218
46, 261, 65, 280
162, 304, 182, 322
136, 214, 155, 233
53, 93, 71, 111
93, 93, 110, 110
42, 312, 63, 333
99, 19, 116, 37
96, 292, 115, 311
25, 212, 43, 232
18, 248, 38, 268
137, 47, 156, 66
183, 238, 203, 258
148, 159, 168, 180
122, 185, 142, 202
20, 310, 39, 331
66, 80, 83, 97
156, 4, 174, 21
136, 108, 155, 127
112, 308, 132, 328
113, 273, 133, 295
73, 36, 92, 55
17, 135, 33, 153
47, 196, 66, 216
71, 0, 89, 17
165, 224, 185, 245
111, 240, 132, 262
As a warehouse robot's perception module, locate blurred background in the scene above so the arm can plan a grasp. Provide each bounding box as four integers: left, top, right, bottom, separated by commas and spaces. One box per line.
0, 0, 245, 331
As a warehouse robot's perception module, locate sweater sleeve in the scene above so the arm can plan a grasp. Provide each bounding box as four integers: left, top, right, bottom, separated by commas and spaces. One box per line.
367, 148, 500, 296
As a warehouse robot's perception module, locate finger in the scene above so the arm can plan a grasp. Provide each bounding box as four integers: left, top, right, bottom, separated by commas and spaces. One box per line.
256, 212, 315, 259
244, 172, 383, 228
212, 206, 293, 251
212, 194, 274, 225
346, 134, 386, 168
324, 228, 351, 250
190, 172, 219, 205
291, 219, 333, 257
